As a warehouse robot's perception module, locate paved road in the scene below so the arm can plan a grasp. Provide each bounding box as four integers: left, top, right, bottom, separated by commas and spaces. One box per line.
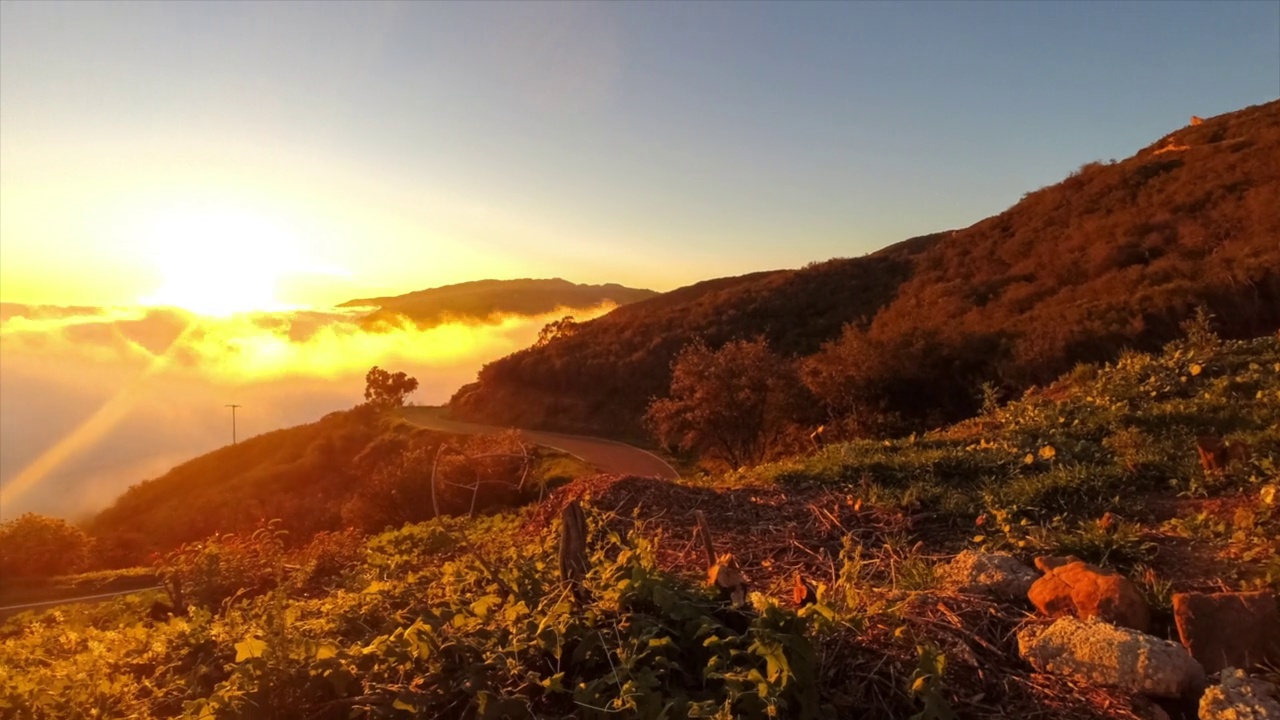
399, 408, 680, 480
0, 586, 162, 620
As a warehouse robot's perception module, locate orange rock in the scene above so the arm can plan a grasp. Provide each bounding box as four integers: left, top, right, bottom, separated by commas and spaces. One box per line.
792, 573, 817, 608
1029, 555, 1152, 633
1173, 591, 1280, 673
1098, 512, 1119, 532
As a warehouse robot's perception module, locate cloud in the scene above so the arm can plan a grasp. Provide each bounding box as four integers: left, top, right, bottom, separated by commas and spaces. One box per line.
0, 302, 612, 520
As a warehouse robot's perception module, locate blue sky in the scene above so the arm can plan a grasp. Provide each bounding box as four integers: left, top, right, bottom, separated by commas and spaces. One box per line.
1, 0, 1277, 304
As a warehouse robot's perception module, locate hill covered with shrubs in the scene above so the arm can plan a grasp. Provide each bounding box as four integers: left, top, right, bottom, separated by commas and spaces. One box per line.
4, 325, 1276, 719
82, 406, 575, 569
451, 100, 1280, 438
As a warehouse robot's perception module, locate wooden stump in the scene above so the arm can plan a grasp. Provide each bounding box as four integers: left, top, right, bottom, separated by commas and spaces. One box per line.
558, 500, 589, 586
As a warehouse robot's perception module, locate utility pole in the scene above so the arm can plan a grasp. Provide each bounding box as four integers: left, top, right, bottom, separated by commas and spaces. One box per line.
225, 404, 242, 444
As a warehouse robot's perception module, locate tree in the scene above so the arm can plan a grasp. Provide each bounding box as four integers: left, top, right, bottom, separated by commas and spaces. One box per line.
363, 366, 419, 411
0, 513, 92, 578
645, 338, 803, 469
801, 325, 995, 437
535, 316, 579, 348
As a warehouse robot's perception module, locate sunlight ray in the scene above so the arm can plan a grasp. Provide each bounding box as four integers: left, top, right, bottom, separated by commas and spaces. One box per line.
0, 317, 202, 510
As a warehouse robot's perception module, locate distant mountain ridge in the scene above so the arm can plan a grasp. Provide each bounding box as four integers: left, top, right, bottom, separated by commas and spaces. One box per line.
450, 100, 1280, 437
339, 278, 657, 328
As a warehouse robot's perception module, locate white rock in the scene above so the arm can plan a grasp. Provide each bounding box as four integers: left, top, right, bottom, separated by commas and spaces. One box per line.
1200, 668, 1280, 720
938, 550, 1038, 600
1017, 617, 1205, 698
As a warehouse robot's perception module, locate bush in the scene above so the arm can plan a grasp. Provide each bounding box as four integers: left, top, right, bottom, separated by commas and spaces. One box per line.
646, 338, 807, 469
158, 522, 288, 610
0, 513, 92, 579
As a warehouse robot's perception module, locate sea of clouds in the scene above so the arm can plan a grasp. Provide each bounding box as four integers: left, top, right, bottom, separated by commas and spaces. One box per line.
0, 302, 610, 521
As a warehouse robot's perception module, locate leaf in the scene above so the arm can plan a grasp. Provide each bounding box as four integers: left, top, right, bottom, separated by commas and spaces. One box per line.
392, 698, 417, 712
470, 594, 501, 619
315, 642, 339, 660
234, 637, 267, 662
540, 672, 567, 693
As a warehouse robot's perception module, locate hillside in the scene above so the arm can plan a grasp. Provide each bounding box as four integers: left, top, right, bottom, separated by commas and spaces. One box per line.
84, 408, 577, 567
6, 329, 1277, 719
451, 100, 1280, 437
84, 410, 424, 564
339, 278, 657, 329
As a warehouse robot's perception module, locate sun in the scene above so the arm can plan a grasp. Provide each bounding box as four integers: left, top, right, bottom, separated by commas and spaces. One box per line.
139, 207, 301, 316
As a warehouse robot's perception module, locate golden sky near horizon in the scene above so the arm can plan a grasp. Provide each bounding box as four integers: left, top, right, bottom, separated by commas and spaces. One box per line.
0, 143, 667, 312
3, 2, 1276, 312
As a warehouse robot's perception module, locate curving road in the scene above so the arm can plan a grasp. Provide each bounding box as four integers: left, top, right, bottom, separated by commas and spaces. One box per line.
0, 586, 163, 621
399, 408, 679, 480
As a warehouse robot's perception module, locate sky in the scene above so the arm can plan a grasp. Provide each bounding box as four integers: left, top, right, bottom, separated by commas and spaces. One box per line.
2, 1, 1277, 309
0, 1, 1278, 520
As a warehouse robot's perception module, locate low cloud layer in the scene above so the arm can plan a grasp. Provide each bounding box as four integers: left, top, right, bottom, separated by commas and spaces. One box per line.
0, 302, 611, 520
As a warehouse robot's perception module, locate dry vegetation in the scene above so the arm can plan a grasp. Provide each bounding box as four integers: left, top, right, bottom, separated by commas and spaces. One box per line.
2, 326, 1275, 719
452, 100, 1280, 439
4, 102, 1280, 720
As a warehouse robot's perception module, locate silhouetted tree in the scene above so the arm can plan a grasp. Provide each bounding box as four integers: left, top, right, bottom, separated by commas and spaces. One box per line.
363, 366, 419, 411
646, 338, 803, 469
535, 316, 579, 348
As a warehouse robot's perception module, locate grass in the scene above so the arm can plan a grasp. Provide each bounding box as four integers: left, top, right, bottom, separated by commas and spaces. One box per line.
711, 331, 1279, 585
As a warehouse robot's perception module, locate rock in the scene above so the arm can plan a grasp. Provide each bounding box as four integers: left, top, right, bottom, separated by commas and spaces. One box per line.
1029, 555, 1151, 632
1199, 668, 1280, 720
708, 553, 748, 607
1197, 435, 1229, 473
792, 573, 817, 607
1174, 592, 1280, 674
1018, 617, 1205, 699
938, 550, 1038, 600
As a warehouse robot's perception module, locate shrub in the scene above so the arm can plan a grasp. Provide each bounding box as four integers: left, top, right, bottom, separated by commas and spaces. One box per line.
0, 513, 92, 579
646, 338, 806, 469
157, 522, 288, 610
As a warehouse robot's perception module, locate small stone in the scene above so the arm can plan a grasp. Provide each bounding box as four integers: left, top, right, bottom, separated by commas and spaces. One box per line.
938, 550, 1039, 600
1029, 555, 1151, 632
1174, 592, 1280, 674
1018, 616, 1205, 699
1199, 668, 1280, 720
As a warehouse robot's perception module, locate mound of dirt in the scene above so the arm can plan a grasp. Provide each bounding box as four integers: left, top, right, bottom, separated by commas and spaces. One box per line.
532, 474, 918, 592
